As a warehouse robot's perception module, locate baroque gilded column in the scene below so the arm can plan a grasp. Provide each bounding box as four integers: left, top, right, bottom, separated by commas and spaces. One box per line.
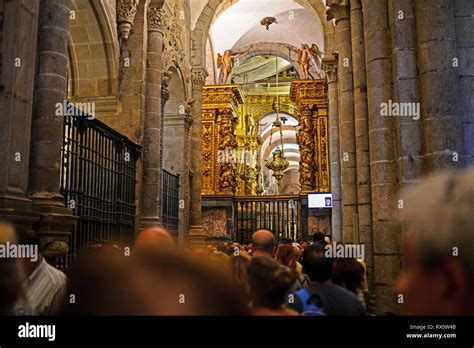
290, 80, 329, 193
327, 0, 358, 244
140, 5, 168, 228
29, 0, 76, 248
200, 85, 243, 196
216, 108, 238, 195
188, 68, 208, 246
298, 104, 316, 192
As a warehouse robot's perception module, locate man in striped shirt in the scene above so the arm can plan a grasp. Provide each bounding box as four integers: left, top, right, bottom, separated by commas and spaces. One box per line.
14, 229, 67, 316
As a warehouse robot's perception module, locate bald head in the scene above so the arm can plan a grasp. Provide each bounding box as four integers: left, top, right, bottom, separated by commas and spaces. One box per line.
252, 230, 275, 257
135, 226, 175, 251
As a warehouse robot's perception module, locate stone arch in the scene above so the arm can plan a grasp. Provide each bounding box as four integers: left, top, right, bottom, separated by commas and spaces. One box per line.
254, 101, 300, 122
68, 0, 119, 98
163, 63, 189, 175
191, 0, 333, 70
230, 42, 305, 78
165, 64, 188, 117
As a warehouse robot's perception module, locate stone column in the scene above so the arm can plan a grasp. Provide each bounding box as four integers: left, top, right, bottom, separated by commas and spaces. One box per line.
323, 58, 342, 242
159, 71, 171, 222
454, 0, 474, 165
327, 1, 358, 244
0, 0, 41, 231
388, 0, 423, 185
29, 0, 76, 245
362, 0, 401, 314
350, 0, 374, 295
183, 104, 195, 244
140, 6, 168, 228
188, 68, 207, 247
415, 0, 464, 171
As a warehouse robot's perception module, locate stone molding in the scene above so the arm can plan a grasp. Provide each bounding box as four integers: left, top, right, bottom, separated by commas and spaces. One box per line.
326, 0, 350, 22
191, 69, 208, 89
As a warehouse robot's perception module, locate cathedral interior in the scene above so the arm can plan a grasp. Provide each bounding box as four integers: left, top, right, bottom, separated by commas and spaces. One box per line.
1, 0, 473, 317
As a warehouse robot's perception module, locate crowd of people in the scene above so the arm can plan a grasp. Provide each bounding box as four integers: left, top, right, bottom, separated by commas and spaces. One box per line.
0, 168, 473, 316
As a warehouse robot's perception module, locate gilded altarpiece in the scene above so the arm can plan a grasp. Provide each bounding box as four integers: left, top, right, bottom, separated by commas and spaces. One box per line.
290, 80, 330, 193
201, 85, 244, 196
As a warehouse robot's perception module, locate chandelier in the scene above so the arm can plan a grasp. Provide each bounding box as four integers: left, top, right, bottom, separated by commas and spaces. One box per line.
265, 56, 289, 183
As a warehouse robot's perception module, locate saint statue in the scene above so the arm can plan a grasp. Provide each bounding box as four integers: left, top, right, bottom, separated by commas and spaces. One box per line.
217, 50, 240, 84
246, 114, 257, 135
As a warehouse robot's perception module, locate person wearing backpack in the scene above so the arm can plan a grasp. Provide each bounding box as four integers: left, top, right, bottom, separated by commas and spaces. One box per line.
288, 243, 365, 316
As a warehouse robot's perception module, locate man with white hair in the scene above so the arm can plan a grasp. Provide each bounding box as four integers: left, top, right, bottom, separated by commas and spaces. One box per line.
396, 168, 474, 315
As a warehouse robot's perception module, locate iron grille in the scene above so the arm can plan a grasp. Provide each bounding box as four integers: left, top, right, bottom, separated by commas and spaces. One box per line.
161, 169, 180, 234
59, 112, 140, 269
234, 196, 301, 244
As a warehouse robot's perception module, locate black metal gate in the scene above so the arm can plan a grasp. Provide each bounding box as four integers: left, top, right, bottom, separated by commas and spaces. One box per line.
161, 170, 179, 234
234, 196, 301, 244
60, 113, 140, 268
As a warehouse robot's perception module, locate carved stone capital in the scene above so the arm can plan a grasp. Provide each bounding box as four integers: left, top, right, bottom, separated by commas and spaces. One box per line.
117, 0, 140, 41
159, 72, 171, 107
184, 113, 195, 129
185, 98, 196, 115
147, 6, 168, 33
322, 57, 338, 83
191, 70, 208, 89
326, 1, 350, 22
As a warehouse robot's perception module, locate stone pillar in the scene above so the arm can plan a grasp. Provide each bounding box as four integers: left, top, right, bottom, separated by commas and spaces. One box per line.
188, 68, 207, 247
323, 58, 343, 242
415, 0, 464, 171
454, 0, 474, 165
362, 0, 401, 314
140, 5, 168, 228
350, 0, 374, 294
29, 0, 76, 246
327, 1, 358, 244
388, 0, 423, 185
0, 0, 41, 231
182, 104, 195, 244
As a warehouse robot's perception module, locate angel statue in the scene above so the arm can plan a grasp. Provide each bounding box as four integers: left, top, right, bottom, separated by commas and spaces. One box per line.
217, 50, 240, 84
297, 43, 323, 80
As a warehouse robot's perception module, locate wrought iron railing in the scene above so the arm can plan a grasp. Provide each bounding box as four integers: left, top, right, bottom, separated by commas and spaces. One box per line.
234, 195, 301, 244
59, 112, 140, 269
161, 170, 180, 235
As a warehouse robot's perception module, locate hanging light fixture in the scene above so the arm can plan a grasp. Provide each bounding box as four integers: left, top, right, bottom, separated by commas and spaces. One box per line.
265, 56, 289, 183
